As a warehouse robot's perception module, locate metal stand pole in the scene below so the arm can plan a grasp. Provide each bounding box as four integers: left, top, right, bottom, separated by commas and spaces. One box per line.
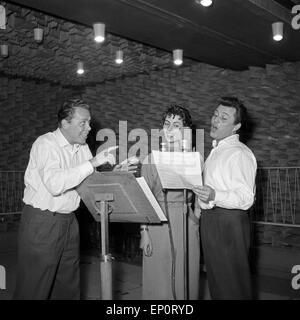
164, 188, 189, 300
183, 188, 189, 300
95, 193, 114, 300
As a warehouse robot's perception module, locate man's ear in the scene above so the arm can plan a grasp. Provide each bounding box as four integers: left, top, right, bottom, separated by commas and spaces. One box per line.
233, 122, 241, 133
61, 119, 70, 129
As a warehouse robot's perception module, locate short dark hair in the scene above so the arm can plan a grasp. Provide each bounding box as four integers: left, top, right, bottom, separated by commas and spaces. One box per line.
57, 99, 90, 127
162, 104, 193, 128
218, 96, 247, 128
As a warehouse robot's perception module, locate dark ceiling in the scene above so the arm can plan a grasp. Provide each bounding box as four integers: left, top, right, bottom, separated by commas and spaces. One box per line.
1, 0, 300, 85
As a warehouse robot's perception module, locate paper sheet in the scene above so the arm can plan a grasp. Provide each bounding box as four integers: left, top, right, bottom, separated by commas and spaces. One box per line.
136, 177, 167, 222
152, 150, 203, 189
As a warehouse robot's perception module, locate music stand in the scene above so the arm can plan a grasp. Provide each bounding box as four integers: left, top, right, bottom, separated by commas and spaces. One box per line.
77, 171, 162, 300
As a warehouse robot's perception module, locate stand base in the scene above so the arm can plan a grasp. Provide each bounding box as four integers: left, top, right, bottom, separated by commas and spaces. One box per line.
100, 254, 113, 300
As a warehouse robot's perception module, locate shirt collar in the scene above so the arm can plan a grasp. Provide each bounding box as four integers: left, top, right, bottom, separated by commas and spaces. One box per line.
54, 128, 80, 151
212, 134, 239, 148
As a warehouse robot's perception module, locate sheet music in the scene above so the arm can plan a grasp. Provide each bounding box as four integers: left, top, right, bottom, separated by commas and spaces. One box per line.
152, 150, 203, 189
136, 177, 167, 222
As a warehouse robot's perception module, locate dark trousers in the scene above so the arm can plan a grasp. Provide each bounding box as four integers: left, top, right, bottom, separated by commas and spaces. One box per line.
201, 207, 252, 300
13, 205, 80, 300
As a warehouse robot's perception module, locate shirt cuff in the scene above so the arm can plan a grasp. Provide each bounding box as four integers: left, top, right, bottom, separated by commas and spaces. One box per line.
198, 198, 215, 210
214, 189, 228, 206
78, 160, 94, 178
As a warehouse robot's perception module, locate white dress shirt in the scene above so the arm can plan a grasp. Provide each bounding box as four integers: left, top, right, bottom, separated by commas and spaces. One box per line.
23, 128, 94, 213
199, 134, 257, 210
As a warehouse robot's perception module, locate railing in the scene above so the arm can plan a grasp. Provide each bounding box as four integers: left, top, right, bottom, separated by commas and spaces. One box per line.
251, 167, 300, 227
0, 168, 300, 227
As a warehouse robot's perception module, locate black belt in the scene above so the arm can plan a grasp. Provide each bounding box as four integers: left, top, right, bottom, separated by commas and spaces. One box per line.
203, 206, 248, 214
24, 204, 74, 218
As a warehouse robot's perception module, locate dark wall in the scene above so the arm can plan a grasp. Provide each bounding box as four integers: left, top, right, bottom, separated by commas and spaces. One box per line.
1, 62, 299, 169
0, 77, 78, 170
82, 62, 300, 167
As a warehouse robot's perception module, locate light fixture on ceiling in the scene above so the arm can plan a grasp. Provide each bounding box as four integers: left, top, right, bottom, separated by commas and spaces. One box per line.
77, 61, 84, 75
34, 27, 44, 43
173, 49, 183, 66
93, 23, 105, 43
115, 50, 123, 64
0, 5, 6, 30
0, 44, 8, 57
195, 0, 213, 7
272, 22, 284, 41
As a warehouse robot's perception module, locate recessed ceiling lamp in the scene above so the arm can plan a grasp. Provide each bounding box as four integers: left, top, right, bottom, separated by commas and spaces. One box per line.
93, 23, 105, 43
173, 49, 183, 66
196, 0, 213, 7
115, 50, 123, 64
77, 61, 84, 75
272, 22, 284, 41
34, 27, 44, 43
0, 44, 8, 57
0, 5, 6, 30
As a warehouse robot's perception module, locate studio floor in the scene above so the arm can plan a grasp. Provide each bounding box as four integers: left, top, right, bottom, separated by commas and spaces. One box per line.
0, 230, 299, 300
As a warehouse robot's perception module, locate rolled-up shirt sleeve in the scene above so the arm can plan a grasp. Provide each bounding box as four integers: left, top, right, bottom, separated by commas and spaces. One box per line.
34, 141, 94, 196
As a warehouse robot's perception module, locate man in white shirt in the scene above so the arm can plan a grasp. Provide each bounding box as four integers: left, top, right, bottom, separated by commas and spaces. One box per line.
193, 97, 257, 300
13, 99, 117, 300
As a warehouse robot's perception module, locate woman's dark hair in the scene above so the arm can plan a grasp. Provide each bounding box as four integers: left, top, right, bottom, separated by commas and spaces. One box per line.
162, 104, 193, 127
57, 98, 90, 127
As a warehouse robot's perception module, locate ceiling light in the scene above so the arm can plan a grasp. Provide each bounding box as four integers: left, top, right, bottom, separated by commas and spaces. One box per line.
196, 0, 213, 7
173, 49, 183, 66
0, 44, 8, 57
77, 61, 84, 75
0, 5, 6, 30
34, 27, 43, 43
93, 23, 105, 43
272, 22, 283, 41
115, 50, 123, 64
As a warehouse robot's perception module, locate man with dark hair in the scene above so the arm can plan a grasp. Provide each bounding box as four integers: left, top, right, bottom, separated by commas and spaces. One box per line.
193, 97, 257, 300
13, 98, 116, 300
